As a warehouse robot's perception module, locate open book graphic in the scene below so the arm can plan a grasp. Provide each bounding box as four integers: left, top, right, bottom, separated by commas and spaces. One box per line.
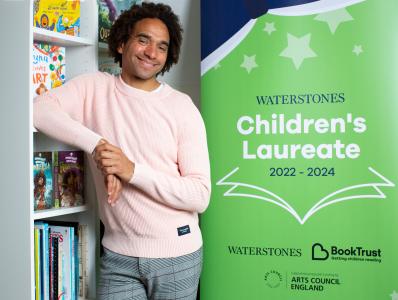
217, 167, 395, 224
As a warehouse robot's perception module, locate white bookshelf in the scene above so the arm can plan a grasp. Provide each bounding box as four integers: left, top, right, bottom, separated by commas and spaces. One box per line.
33, 27, 94, 47
0, 1, 99, 299
33, 205, 88, 220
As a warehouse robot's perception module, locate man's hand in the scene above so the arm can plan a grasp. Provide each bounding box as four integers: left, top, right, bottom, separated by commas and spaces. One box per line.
105, 174, 122, 206
93, 141, 135, 183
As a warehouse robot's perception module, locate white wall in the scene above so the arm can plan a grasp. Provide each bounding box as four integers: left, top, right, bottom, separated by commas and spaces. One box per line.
155, 0, 201, 107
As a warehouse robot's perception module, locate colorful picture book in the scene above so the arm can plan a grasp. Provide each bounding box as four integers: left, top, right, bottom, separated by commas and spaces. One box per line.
33, 0, 80, 36
33, 152, 54, 210
98, 0, 140, 43
54, 151, 84, 208
32, 43, 66, 96
33, 150, 84, 211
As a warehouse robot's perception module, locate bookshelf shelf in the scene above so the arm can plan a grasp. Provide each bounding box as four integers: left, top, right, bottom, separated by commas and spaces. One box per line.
33, 27, 94, 47
33, 205, 88, 220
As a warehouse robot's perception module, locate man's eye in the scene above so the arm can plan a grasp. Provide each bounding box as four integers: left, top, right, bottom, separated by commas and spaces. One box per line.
138, 37, 149, 44
159, 46, 168, 52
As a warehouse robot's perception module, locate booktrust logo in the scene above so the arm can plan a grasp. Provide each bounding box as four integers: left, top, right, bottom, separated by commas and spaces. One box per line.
312, 243, 329, 261
311, 243, 382, 263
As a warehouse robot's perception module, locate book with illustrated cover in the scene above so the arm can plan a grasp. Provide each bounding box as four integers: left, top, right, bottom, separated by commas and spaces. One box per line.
32, 43, 66, 97
33, 0, 80, 36
98, 0, 140, 43
33, 152, 54, 210
54, 151, 84, 207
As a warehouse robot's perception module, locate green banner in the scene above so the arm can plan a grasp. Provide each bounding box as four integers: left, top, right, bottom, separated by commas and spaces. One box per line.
200, 0, 398, 299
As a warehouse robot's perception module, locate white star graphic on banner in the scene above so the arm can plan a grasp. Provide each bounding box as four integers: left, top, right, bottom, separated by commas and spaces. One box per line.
240, 55, 258, 74
280, 33, 317, 70
314, 8, 353, 34
263, 22, 276, 35
391, 291, 398, 300
352, 45, 363, 56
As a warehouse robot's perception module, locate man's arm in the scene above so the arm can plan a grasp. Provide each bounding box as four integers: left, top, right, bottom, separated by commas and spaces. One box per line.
33, 74, 103, 154
34, 74, 122, 203
94, 101, 211, 213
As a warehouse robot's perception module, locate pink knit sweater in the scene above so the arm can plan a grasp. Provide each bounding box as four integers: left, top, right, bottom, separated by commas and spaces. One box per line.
34, 72, 211, 258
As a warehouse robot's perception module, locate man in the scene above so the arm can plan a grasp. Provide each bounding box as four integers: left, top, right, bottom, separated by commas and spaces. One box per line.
34, 2, 211, 299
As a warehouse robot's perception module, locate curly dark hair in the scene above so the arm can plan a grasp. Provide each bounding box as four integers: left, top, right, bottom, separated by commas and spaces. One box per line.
108, 2, 183, 75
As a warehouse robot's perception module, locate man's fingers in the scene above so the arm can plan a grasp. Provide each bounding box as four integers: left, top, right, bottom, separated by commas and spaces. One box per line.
102, 166, 118, 176
106, 175, 113, 197
95, 143, 121, 154
95, 150, 118, 160
109, 176, 122, 206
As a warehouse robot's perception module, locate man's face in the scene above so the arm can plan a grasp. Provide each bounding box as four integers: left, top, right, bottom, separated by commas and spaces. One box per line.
118, 18, 170, 83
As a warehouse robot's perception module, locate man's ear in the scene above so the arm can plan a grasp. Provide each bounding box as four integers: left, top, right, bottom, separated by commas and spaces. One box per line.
117, 43, 124, 54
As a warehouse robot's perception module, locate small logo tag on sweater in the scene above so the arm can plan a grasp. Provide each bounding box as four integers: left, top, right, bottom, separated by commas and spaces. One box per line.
177, 225, 191, 236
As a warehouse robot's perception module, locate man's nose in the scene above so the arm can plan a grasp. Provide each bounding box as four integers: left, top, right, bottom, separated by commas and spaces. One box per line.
144, 43, 157, 59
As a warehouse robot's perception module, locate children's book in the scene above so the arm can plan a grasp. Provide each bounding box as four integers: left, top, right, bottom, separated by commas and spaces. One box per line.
33, 152, 54, 210
54, 151, 84, 207
78, 224, 88, 298
49, 225, 72, 300
46, 221, 79, 300
98, 0, 140, 43
33, 0, 80, 36
34, 228, 40, 300
34, 222, 50, 300
32, 43, 66, 97
50, 235, 59, 300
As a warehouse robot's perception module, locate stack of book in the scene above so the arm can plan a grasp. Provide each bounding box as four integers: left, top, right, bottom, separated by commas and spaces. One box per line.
34, 221, 88, 300
33, 151, 84, 210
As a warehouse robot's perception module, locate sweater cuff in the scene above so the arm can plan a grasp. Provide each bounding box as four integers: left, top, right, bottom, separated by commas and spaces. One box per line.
129, 162, 150, 186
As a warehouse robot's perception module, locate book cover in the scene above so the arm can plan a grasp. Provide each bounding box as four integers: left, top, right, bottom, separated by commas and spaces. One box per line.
54, 151, 84, 207
32, 43, 66, 97
33, 0, 80, 36
98, 0, 140, 43
33, 151, 54, 210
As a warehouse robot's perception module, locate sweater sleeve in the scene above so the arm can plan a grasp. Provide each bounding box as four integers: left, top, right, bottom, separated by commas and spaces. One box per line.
33, 74, 103, 154
129, 99, 211, 214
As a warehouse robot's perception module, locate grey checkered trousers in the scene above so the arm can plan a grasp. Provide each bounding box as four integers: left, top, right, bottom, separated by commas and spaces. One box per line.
97, 247, 202, 300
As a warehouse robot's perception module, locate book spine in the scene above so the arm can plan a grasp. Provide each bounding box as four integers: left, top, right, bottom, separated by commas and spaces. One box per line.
52, 237, 59, 300
34, 228, 40, 300
39, 228, 44, 300
53, 151, 59, 208
59, 245, 64, 300
44, 224, 50, 300
78, 226, 83, 298
70, 227, 75, 300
